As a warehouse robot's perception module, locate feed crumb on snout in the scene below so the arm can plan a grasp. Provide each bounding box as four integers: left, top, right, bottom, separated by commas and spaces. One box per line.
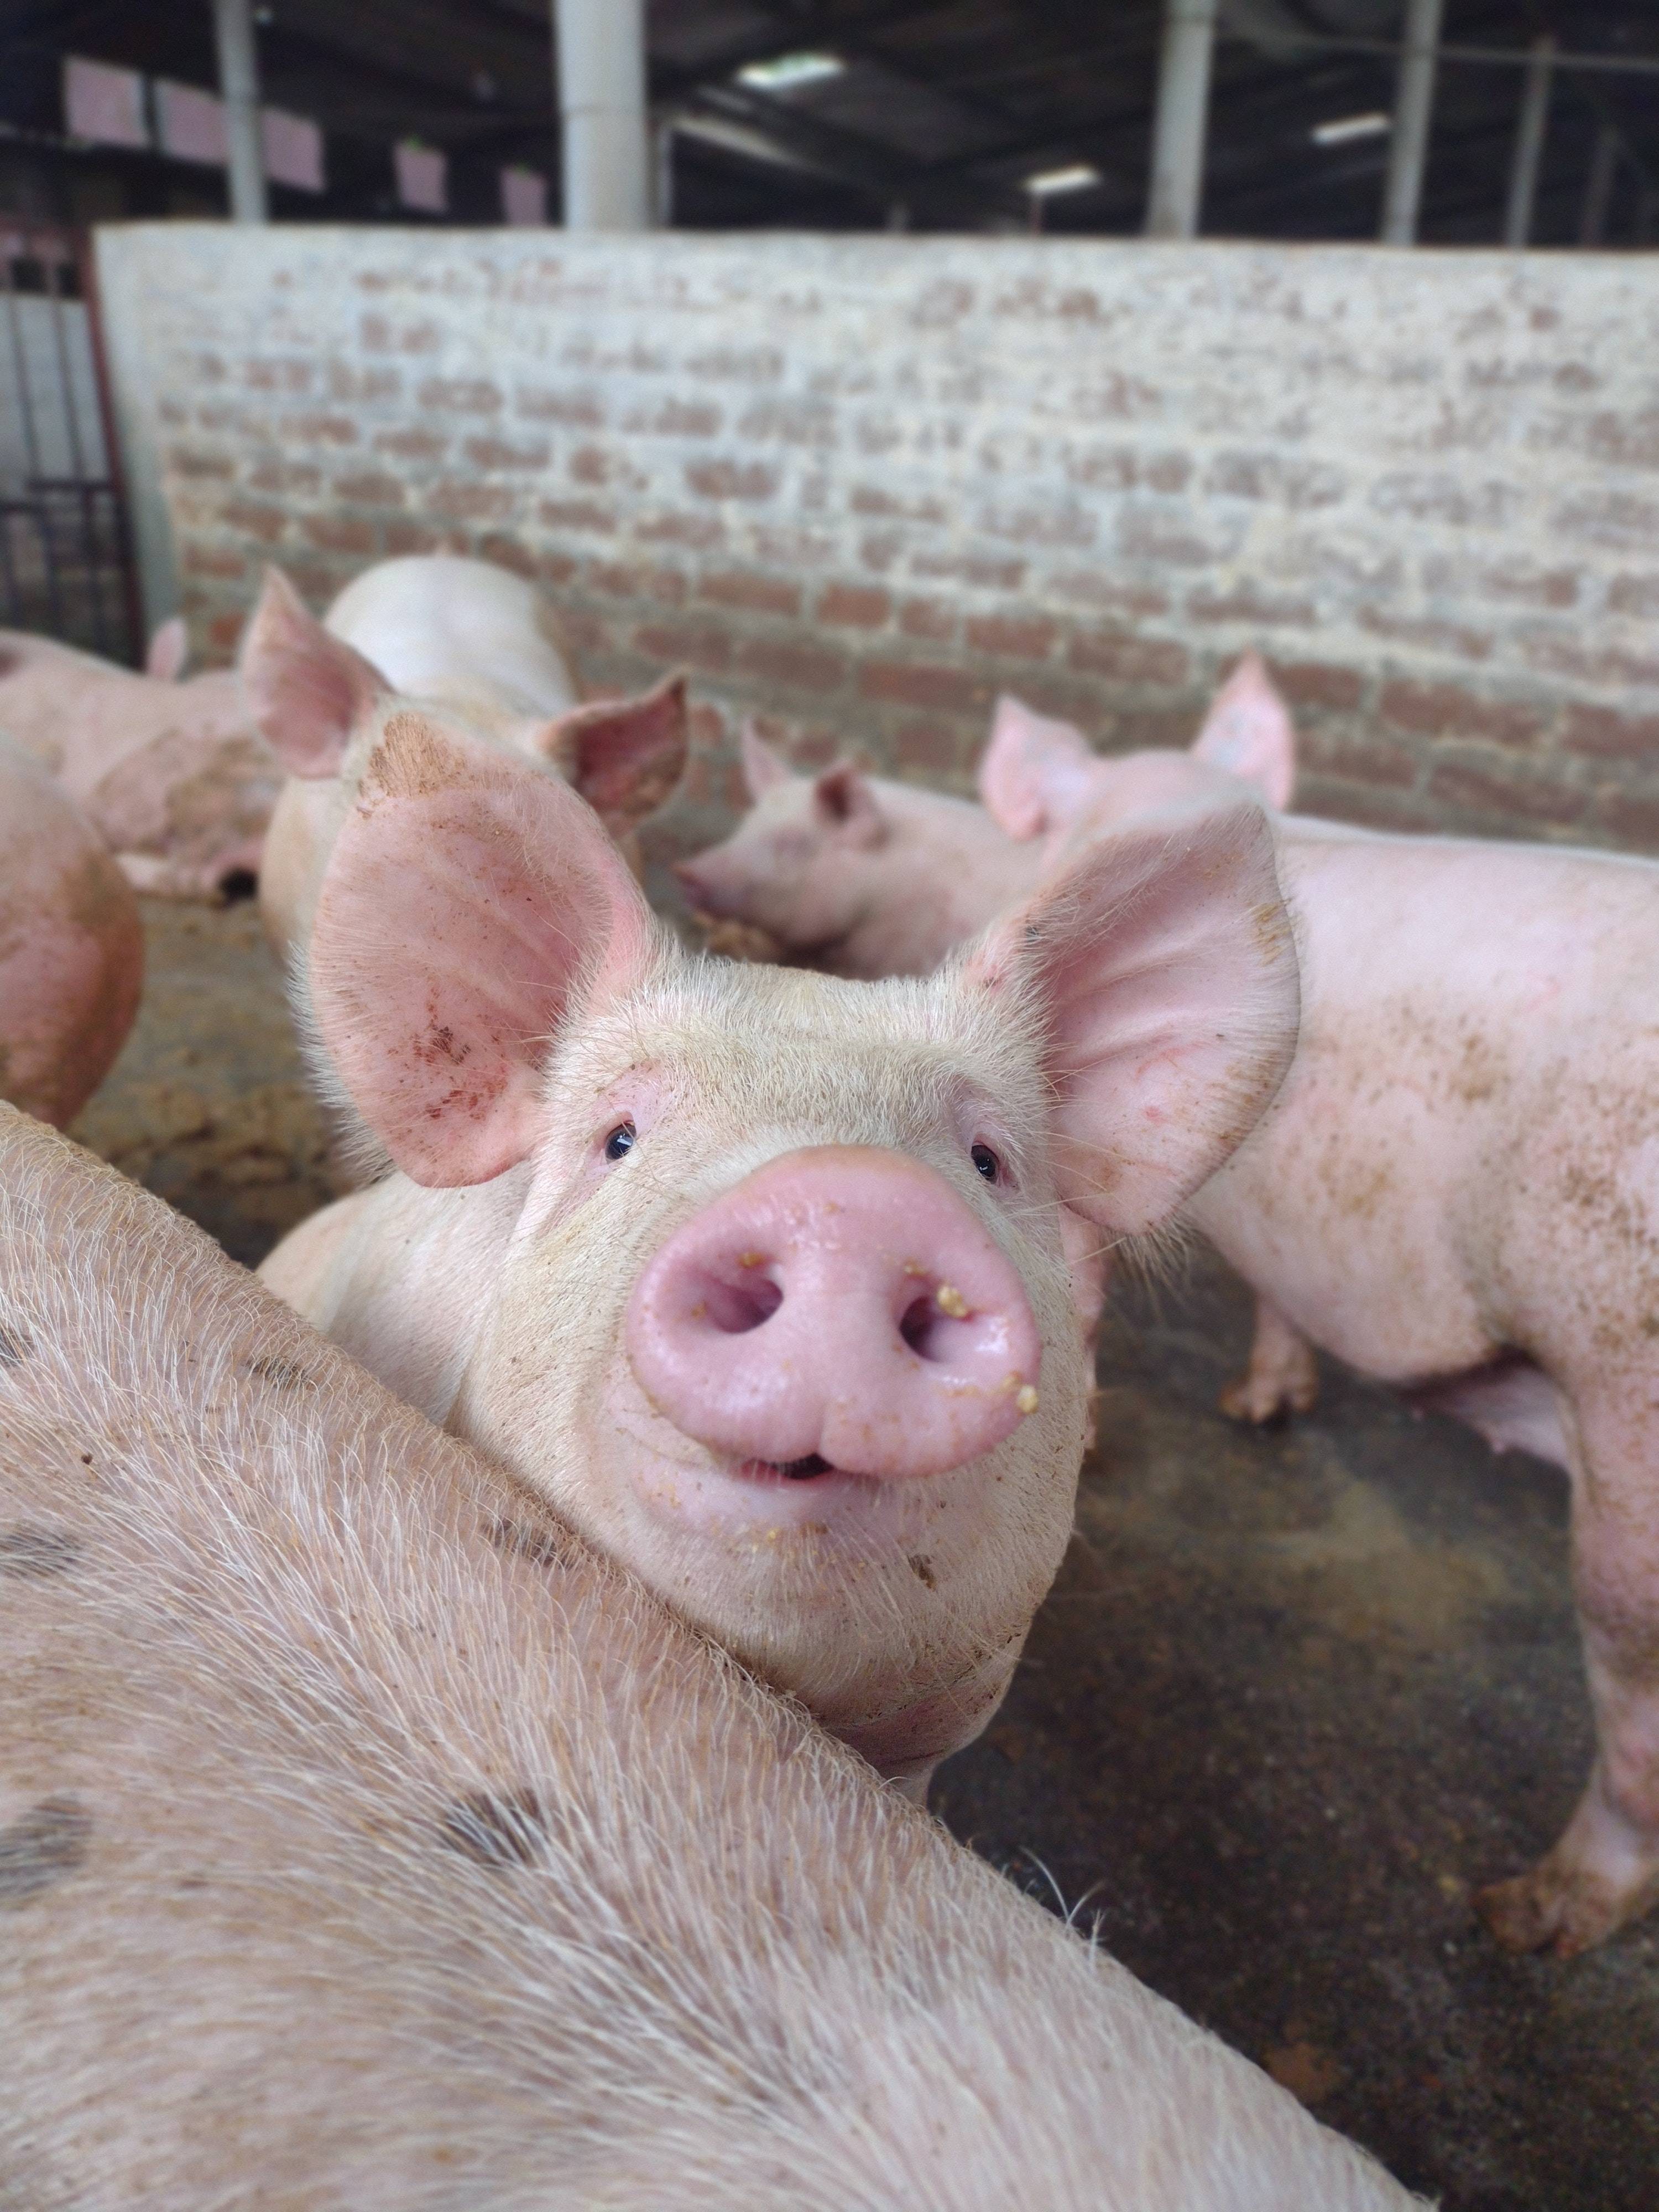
440, 1786, 550, 1871
1015, 1385, 1040, 1416
0, 1796, 92, 1907
935, 1284, 969, 1318
0, 1525, 81, 1579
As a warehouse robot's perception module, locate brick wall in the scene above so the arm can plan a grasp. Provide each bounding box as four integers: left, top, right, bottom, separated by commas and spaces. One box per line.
96, 223, 1659, 858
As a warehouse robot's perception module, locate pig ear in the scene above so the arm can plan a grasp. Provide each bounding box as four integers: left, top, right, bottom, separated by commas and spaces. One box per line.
964, 800, 1298, 1237
978, 695, 1094, 842
740, 719, 791, 800
535, 670, 688, 834
1192, 653, 1296, 811
145, 615, 189, 682
813, 764, 885, 849
238, 566, 390, 779
309, 711, 659, 1189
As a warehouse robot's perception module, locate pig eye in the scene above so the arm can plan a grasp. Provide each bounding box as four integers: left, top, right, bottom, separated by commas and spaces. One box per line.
603, 1121, 637, 1163
970, 1142, 1000, 1183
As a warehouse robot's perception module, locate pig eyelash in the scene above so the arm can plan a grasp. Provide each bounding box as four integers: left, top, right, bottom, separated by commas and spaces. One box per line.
602, 1121, 638, 1164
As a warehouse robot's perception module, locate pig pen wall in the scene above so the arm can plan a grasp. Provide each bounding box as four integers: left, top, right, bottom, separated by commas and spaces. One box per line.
96, 223, 1659, 854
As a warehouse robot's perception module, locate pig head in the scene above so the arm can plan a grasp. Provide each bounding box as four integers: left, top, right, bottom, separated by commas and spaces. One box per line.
241, 565, 690, 958
674, 722, 1046, 978
263, 706, 1301, 1786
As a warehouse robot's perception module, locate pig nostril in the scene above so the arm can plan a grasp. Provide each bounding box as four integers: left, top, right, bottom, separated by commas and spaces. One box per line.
900, 1293, 959, 1363
690, 1268, 784, 1335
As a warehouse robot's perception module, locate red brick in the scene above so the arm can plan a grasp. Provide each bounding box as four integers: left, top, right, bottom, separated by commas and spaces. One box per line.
685, 458, 780, 503
589, 561, 686, 606
1518, 632, 1659, 691
219, 497, 287, 545
858, 660, 986, 714
1583, 409, 1659, 471
168, 447, 234, 481
639, 512, 726, 550
852, 484, 947, 524
1048, 573, 1169, 619
1561, 703, 1659, 763
628, 397, 721, 438
537, 498, 617, 535
416, 376, 503, 416
1117, 512, 1225, 568
1107, 705, 1208, 751
697, 570, 802, 617
331, 469, 405, 507
1369, 474, 1517, 530
1205, 452, 1345, 509
633, 620, 733, 674
1595, 786, 1659, 851
1425, 749, 1586, 828
465, 434, 551, 472
1610, 574, 1659, 619
1463, 561, 1579, 611
910, 549, 1026, 592
1297, 780, 1434, 837
1067, 627, 1188, 687
1357, 606, 1493, 661
1378, 680, 1546, 749
473, 535, 536, 577
516, 385, 603, 428
754, 525, 836, 569
965, 612, 1056, 661
302, 513, 377, 555
374, 426, 448, 462
244, 358, 313, 394
1267, 660, 1365, 713
735, 638, 846, 693
380, 520, 447, 558
426, 480, 515, 524
899, 597, 956, 644
1551, 489, 1659, 548
283, 413, 359, 446
328, 364, 400, 404
891, 717, 968, 778
1297, 727, 1418, 790
816, 583, 889, 628
182, 543, 249, 580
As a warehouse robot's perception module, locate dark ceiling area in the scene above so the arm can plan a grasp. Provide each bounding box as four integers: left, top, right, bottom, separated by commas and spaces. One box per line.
2, 1, 1656, 246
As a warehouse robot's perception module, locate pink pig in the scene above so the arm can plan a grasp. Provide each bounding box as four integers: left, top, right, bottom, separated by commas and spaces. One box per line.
980, 653, 1659, 1957
0, 735, 142, 1127
0, 619, 281, 900
675, 721, 1046, 976
257, 702, 1300, 1793
242, 556, 689, 958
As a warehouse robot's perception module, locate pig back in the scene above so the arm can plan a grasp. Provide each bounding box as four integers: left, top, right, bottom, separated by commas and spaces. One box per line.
0, 1110, 1422, 2210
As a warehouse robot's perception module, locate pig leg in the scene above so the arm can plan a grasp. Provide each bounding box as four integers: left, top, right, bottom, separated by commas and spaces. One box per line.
1476, 1385, 1659, 1954
1218, 1293, 1320, 1423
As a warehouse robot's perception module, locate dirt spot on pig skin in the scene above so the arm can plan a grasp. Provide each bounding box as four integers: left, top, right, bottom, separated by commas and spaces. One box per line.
0, 1319, 29, 1368
0, 1797, 92, 1908
244, 1354, 317, 1392
0, 1525, 81, 1579
440, 1787, 549, 1871
908, 1553, 938, 1589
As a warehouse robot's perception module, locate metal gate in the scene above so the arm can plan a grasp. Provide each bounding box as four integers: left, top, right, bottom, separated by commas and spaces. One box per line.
0, 217, 139, 664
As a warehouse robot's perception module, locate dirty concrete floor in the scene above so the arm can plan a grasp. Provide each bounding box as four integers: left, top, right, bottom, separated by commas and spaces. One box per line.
73, 900, 1659, 2212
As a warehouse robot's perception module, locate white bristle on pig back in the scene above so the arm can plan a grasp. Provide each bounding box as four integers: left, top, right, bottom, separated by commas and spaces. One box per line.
0, 1110, 1419, 2209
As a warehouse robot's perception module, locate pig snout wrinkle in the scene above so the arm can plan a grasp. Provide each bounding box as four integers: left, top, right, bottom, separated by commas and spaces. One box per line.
625, 1145, 1041, 1482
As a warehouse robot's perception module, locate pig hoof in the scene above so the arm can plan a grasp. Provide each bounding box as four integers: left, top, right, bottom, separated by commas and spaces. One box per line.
1217, 1370, 1318, 1425
1474, 1860, 1652, 1958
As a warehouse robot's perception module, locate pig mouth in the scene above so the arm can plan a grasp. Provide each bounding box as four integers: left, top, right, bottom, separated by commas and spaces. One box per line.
740, 1452, 837, 1482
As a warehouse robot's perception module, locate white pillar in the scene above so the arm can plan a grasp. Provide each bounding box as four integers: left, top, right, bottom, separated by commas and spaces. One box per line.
1146, 0, 1218, 241
554, 0, 650, 231
1503, 35, 1554, 249
1380, 0, 1443, 245
1579, 123, 1619, 248
212, 0, 267, 223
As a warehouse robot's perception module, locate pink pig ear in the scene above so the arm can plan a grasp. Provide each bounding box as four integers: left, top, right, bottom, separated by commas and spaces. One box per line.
238, 567, 389, 779
740, 719, 791, 800
309, 710, 660, 1188
145, 616, 189, 682
978, 695, 1095, 841
1191, 653, 1296, 811
812, 764, 885, 848
534, 670, 688, 834
965, 800, 1299, 1237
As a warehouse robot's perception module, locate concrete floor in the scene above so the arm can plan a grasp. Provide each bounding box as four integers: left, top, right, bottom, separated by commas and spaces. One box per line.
73, 899, 1659, 2211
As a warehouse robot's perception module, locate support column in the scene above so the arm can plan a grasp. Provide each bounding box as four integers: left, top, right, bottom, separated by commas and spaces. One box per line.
1145, 0, 1218, 241
1579, 123, 1619, 248
1380, 0, 1443, 245
554, 0, 649, 231
212, 0, 267, 223
1503, 35, 1555, 248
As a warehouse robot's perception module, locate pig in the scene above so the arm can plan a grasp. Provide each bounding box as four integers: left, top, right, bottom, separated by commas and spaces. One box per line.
0, 734, 142, 1127
0, 1109, 1422, 2208
256, 700, 1301, 1796
0, 620, 283, 899
977, 654, 1659, 1956
242, 556, 689, 958
674, 720, 1047, 977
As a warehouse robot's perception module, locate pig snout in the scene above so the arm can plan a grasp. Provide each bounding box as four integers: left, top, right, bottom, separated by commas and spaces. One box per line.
627, 1145, 1041, 1481
671, 857, 731, 916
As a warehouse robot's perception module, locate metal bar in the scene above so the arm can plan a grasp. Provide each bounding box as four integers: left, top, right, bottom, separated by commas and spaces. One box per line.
1580, 121, 1620, 247
2, 254, 45, 488
75, 223, 142, 662
1504, 35, 1555, 248
1381, 0, 1444, 244
1215, 27, 1659, 78
1146, 0, 1218, 240
554, 0, 649, 231
212, 0, 269, 222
